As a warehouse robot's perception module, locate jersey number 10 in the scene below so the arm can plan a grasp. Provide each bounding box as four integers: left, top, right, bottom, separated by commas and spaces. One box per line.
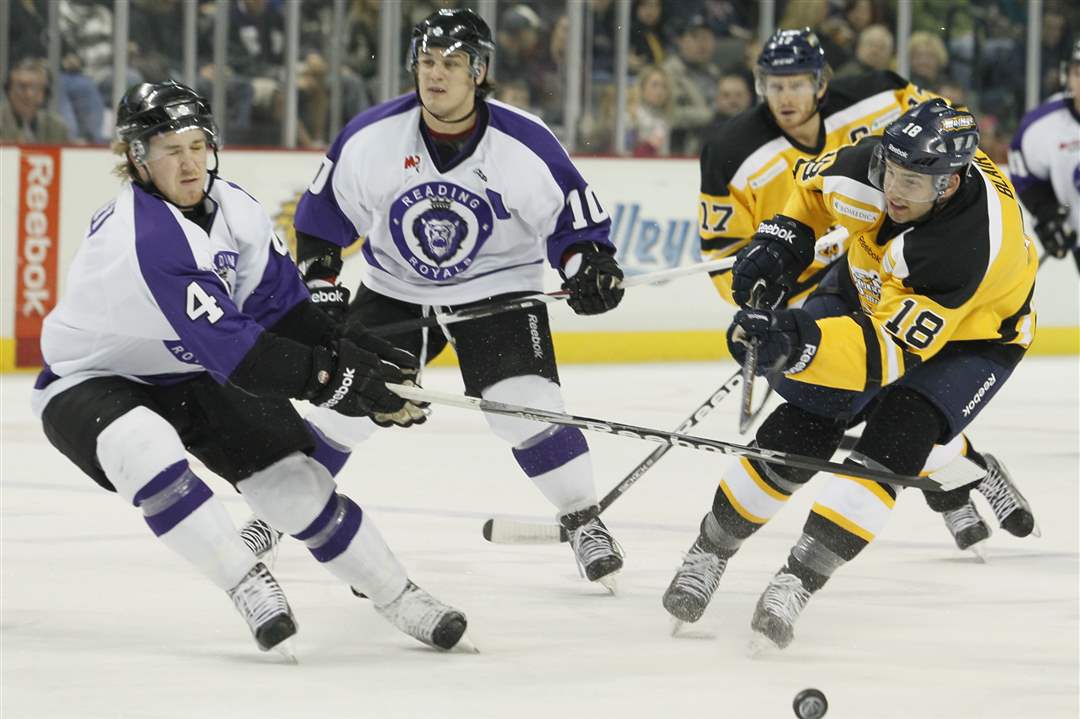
566, 187, 610, 230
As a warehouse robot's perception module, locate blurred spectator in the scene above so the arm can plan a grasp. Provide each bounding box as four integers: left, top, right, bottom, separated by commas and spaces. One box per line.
629, 0, 668, 75
687, 0, 754, 40
713, 70, 753, 121
9, 0, 48, 62
908, 31, 950, 89
229, 0, 285, 79
531, 14, 569, 127
1, 58, 70, 143
130, 0, 184, 83
1039, 6, 1072, 98
498, 4, 545, 85
836, 24, 894, 77
627, 65, 674, 156
577, 83, 618, 153
663, 14, 721, 155
589, 0, 617, 81
843, 0, 892, 34
935, 81, 968, 108
343, 0, 380, 83
976, 113, 1009, 164
816, 16, 855, 69
494, 79, 539, 116
779, 0, 849, 68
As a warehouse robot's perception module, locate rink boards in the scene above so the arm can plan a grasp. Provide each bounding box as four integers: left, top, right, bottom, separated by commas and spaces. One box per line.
2, 144, 1076, 371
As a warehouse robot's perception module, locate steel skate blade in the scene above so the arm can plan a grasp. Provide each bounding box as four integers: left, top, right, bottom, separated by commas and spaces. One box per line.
1030, 521, 1042, 538
272, 638, 299, 664
596, 572, 619, 595
449, 632, 480, 654
669, 617, 687, 637
966, 542, 989, 563
747, 632, 779, 658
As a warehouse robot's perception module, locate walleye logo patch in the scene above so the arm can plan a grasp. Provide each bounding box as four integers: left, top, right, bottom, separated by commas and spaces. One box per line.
389, 182, 494, 280
212, 251, 239, 293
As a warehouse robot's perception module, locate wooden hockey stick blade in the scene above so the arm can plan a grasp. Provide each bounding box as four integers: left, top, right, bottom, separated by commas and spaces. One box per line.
388, 384, 982, 491
370, 257, 736, 336
481, 371, 744, 545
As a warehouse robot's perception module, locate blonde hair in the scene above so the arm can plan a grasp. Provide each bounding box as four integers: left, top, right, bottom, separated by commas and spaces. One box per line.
909, 31, 948, 67
111, 140, 136, 180
636, 65, 674, 116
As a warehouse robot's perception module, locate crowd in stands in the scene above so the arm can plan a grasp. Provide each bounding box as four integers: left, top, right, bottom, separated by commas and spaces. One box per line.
2, 0, 1078, 163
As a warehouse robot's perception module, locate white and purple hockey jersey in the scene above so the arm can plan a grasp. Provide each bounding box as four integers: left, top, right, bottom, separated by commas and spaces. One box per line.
33, 179, 310, 414
294, 95, 614, 306
1008, 93, 1080, 231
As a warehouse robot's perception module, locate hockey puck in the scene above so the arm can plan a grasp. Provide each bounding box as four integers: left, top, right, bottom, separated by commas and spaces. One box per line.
793, 688, 828, 718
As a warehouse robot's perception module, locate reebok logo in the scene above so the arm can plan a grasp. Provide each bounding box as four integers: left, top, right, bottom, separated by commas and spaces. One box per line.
527, 314, 544, 359
757, 222, 796, 243
784, 344, 817, 375
311, 288, 346, 304
324, 367, 356, 409
961, 373, 996, 417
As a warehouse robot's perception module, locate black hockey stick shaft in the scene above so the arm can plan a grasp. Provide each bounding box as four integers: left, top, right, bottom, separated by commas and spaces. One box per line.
388, 384, 972, 491
485, 370, 744, 544
368, 257, 736, 337
737, 282, 765, 433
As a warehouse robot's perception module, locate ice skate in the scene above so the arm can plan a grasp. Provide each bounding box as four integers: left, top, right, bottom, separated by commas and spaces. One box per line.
227, 562, 298, 660
239, 517, 283, 567
977, 454, 1040, 538
942, 500, 991, 561
662, 523, 728, 633
375, 581, 472, 652
748, 571, 812, 653
561, 508, 624, 592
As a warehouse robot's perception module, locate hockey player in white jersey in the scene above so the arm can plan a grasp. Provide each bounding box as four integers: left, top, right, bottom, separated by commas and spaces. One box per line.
292, 8, 626, 589
1009, 38, 1080, 269
32, 81, 470, 656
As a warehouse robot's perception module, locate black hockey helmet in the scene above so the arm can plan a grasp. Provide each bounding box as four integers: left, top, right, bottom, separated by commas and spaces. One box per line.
406, 8, 495, 81
116, 81, 218, 165
756, 27, 827, 90
869, 99, 979, 201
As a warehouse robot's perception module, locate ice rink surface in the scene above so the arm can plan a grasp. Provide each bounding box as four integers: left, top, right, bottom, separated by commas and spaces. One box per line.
2, 357, 1077, 719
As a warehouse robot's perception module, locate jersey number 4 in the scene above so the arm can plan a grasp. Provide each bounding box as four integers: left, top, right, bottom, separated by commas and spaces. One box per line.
884, 298, 944, 350
186, 282, 224, 324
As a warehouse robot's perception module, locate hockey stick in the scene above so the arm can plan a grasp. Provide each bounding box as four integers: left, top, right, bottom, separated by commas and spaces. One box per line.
482, 369, 744, 544
735, 227, 849, 434
386, 384, 986, 492
369, 256, 736, 336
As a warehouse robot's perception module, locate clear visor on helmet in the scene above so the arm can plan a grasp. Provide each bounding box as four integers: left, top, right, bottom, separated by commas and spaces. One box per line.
868, 144, 950, 204
138, 125, 212, 164
407, 36, 487, 79
754, 69, 822, 100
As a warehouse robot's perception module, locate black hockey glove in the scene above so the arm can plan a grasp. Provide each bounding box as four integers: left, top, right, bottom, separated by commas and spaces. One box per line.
307, 279, 352, 323
1033, 206, 1077, 260
340, 323, 429, 428
560, 243, 625, 315
303, 339, 407, 418
731, 216, 816, 308
726, 307, 821, 375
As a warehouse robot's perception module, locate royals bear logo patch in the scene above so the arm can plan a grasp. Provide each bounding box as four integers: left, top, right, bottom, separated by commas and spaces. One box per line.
389, 182, 494, 280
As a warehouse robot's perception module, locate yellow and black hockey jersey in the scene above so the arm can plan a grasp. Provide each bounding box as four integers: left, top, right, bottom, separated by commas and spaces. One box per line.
700, 71, 937, 305
778, 135, 1037, 393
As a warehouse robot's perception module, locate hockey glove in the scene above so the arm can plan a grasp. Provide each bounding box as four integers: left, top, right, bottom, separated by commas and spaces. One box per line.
1033, 206, 1077, 260
340, 322, 429, 428
561, 243, 625, 315
731, 216, 816, 308
303, 339, 407, 418
727, 307, 821, 375
307, 279, 352, 323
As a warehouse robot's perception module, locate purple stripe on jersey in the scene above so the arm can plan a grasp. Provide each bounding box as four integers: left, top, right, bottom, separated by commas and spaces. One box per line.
239, 246, 311, 329
132, 460, 189, 507
512, 426, 589, 478
294, 94, 420, 248
361, 239, 387, 273
133, 186, 266, 383
1011, 98, 1068, 150
306, 421, 351, 477
293, 493, 339, 541
143, 476, 213, 536
486, 103, 613, 267
34, 365, 59, 390
309, 496, 363, 563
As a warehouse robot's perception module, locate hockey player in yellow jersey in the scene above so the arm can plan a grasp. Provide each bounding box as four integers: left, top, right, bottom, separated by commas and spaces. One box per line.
699, 27, 936, 307
664, 100, 1038, 650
